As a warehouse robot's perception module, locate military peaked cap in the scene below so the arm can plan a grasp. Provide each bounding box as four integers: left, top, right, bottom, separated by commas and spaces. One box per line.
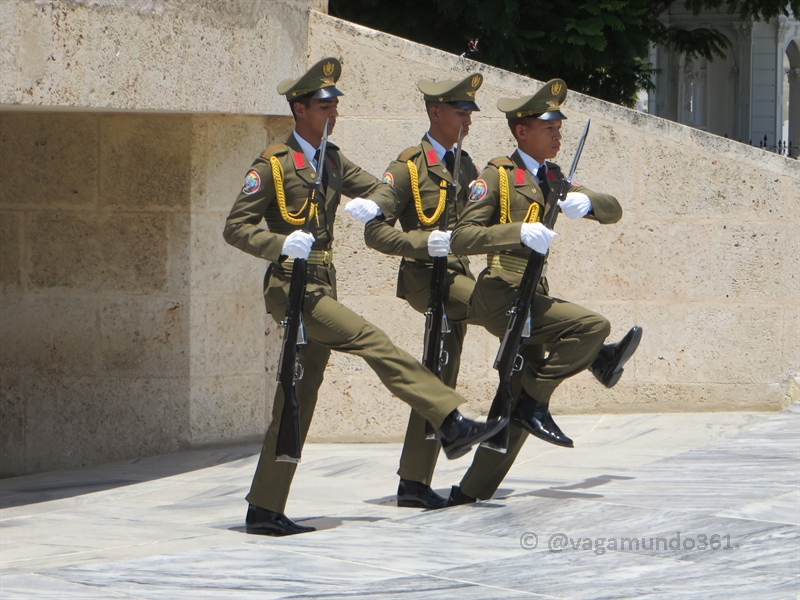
497, 79, 568, 120
417, 73, 483, 111
277, 57, 344, 101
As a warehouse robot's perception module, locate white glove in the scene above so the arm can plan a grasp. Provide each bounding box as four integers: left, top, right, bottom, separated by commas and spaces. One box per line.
520, 222, 557, 254
427, 230, 451, 257
282, 231, 314, 259
344, 198, 382, 224
558, 192, 592, 220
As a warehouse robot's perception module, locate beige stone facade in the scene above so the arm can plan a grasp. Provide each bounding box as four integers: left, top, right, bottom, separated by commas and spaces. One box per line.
1, 1, 798, 476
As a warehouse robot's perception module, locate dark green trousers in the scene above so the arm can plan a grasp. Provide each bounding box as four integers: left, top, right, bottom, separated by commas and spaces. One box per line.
246, 263, 464, 514
458, 268, 610, 500
395, 263, 474, 486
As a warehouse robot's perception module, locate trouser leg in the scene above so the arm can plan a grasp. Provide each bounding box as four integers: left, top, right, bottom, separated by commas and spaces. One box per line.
247, 282, 466, 513
519, 292, 610, 406
470, 273, 609, 405
456, 272, 611, 499
396, 272, 472, 484
246, 341, 331, 513
459, 422, 529, 500
300, 293, 463, 427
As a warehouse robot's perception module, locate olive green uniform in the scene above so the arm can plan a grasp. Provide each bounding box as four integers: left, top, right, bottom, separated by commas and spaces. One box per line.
224, 134, 467, 514
450, 150, 622, 500
365, 137, 480, 486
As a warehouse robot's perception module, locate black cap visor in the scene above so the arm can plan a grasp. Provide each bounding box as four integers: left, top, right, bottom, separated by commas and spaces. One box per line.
291, 86, 344, 102
537, 109, 567, 121
448, 100, 480, 111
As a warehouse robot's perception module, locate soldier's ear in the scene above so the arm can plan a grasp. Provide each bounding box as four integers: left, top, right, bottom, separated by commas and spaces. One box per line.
292, 101, 307, 120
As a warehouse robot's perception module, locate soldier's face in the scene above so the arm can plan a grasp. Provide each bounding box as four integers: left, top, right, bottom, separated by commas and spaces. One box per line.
517, 119, 562, 163
296, 97, 339, 137
430, 103, 473, 143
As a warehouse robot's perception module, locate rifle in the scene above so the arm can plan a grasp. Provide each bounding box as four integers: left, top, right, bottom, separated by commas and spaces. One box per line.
274, 118, 330, 463
481, 119, 591, 452
420, 126, 464, 438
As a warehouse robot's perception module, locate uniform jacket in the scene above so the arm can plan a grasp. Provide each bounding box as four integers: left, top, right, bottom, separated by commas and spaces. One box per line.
364, 136, 479, 299
224, 133, 394, 302
451, 149, 622, 287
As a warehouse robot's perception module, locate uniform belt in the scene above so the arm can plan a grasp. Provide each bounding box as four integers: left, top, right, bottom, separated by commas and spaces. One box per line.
487, 253, 547, 277
282, 249, 334, 269
402, 253, 457, 263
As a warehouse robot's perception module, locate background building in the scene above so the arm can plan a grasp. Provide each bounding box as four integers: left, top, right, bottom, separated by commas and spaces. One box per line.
648, 3, 800, 156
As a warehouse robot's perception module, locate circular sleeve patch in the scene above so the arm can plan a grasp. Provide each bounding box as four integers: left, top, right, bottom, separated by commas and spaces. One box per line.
242, 170, 261, 195
468, 179, 487, 202
382, 172, 394, 187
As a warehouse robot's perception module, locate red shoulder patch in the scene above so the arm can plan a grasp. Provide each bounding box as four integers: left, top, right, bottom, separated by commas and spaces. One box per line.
547, 170, 557, 181
293, 152, 305, 169
515, 168, 525, 185
426, 149, 438, 165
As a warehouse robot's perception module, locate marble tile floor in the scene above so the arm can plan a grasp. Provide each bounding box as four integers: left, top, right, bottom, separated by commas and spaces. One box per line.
1, 407, 797, 599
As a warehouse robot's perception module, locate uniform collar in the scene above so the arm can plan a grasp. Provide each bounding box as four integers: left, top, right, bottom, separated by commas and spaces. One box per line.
516, 148, 546, 185
293, 130, 320, 170
425, 132, 454, 162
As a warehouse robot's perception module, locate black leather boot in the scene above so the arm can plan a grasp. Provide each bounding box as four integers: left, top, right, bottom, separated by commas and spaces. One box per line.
245, 504, 316, 536
437, 410, 508, 460
511, 392, 574, 448
397, 479, 447, 509
589, 326, 642, 388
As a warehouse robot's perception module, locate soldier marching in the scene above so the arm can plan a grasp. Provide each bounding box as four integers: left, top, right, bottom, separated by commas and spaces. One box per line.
224, 58, 641, 535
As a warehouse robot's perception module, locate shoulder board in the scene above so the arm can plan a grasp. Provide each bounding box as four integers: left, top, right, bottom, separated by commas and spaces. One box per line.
488, 156, 514, 169
397, 146, 422, 161
260, 144, 289, 159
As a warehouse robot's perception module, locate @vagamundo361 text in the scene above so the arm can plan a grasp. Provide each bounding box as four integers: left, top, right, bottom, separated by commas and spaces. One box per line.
519, 532, 733, 555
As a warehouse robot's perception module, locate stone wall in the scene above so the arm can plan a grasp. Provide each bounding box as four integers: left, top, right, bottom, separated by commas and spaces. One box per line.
0, 0, 320, 114
0, 111, 295, 476
302, 12, 800, 444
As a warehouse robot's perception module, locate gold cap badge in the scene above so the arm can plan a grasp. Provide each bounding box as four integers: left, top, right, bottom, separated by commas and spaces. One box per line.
322, 62, 335, 76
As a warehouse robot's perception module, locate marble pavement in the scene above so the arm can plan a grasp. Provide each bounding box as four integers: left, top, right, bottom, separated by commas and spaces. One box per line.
1, 404, 798, 599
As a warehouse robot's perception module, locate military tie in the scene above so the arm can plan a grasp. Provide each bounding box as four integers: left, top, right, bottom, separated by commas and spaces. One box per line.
313, 149, 329, 190
536, 164, 550, 199
444, 150, 455, 176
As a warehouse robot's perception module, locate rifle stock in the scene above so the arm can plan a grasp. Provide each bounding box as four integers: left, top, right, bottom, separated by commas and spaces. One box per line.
481, 120, 591, 452
274, 118, 330, 463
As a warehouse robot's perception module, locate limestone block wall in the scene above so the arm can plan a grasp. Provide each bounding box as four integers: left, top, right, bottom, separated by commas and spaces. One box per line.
0, 110, 296, 477
0, 0, 321, 114
301, 12, 800, 444
0, 0, 317, 477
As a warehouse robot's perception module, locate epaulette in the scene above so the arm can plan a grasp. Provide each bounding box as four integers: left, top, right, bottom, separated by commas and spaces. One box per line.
397, 146, 422, 161
488, 156, 514, 168
260, 144, 290, 159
